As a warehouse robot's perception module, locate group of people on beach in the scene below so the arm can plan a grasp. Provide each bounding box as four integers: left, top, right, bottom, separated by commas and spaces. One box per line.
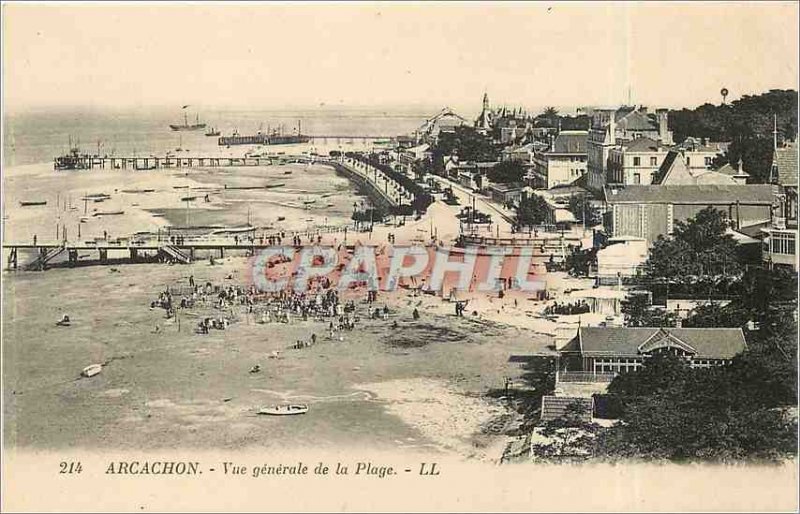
543, 299, 591, 316
149, 269, 393, 343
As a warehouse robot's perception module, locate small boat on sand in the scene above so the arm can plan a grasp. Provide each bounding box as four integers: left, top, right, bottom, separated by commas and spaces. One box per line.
257, 404, 308, 416
81, 364, 102, 378
19, 201, 47, 207
93, 211, 125, 217
83, 193, 112, 200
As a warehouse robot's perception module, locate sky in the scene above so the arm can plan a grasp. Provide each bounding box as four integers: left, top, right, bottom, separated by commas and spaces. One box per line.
3, 2, 798, 115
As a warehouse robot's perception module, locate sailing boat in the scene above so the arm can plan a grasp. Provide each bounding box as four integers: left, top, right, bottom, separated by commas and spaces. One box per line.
205, 126, 221, 137
170, 105, 206, 131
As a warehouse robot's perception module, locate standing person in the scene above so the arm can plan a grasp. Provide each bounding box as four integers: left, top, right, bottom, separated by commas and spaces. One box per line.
189, 275, 195, 288
33, 234, 37, 246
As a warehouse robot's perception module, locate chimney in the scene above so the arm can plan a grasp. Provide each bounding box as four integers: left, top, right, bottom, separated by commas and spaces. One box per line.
656, 109, 669, 143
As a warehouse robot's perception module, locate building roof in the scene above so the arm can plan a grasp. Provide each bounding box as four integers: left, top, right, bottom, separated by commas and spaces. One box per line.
604, 184, 779, 205
551, 130, 588, 154
622, 136, 669, 153
572, 327, 747, 359
405, 143, 430, 154
773, 142, 798, 187
736, 220, 772, 239
655, 150, 741, 186
617, 110, 658, 132
678, 137, 724, 154
489, 182, 524, 193
652, 150, 680, 184
716, 160, 751, 177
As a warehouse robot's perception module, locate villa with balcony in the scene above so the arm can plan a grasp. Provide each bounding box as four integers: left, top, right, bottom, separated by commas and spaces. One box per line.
557, 326, 748, 384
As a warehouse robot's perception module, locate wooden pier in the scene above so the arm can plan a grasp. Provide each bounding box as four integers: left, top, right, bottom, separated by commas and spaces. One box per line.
55, 154, 316, 171
4, 224, 358, 271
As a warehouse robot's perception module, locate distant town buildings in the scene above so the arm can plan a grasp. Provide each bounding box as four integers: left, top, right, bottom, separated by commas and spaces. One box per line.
531, 130, 588, 189
607, 137, 672, 186
604, 184, 779, 246
587, 106, 673, 192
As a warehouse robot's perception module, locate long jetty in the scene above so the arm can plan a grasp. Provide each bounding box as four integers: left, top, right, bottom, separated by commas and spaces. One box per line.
55, 155, 312, 171
5, 225, 357, 271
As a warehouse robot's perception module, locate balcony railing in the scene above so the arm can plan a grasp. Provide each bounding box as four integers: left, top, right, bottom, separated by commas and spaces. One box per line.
556, 371, 617, 383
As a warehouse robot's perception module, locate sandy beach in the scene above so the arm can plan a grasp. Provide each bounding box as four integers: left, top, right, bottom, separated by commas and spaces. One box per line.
2, 252, 551, 458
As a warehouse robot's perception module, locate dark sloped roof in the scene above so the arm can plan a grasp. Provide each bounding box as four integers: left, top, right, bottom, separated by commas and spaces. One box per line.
604, 184, 779, 204
773, 142, 798, 187
576, 327, 747, 359
652, 150, 680, 184
552, 131, 588, 154
623, 136, 669, 153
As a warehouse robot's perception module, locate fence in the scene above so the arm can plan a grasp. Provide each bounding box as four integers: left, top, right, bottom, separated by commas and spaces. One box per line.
556, 371, 617, 383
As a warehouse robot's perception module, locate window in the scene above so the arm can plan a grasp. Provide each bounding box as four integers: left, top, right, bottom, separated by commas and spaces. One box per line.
686, 156, 691, 166
633, 173, 641, 184
650, 156, 658, 166
770, 232, 796, 255
633, 156, 641, 166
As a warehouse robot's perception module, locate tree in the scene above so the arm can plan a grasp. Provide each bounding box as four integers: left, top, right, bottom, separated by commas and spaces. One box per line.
644, 207, 742, 294
567, 195, 601, 226
530, 401, 599, 461
515, 194, 549, 229
487, 161, 525, 184
597, 352, 798, 462
540, 106, 559, 127
431, 126, 498, 174
620, 293, 677, 327
668, 89, 798, 183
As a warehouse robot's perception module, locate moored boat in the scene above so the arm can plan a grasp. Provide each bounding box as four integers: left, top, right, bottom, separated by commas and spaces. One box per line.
19, 200, 47, 206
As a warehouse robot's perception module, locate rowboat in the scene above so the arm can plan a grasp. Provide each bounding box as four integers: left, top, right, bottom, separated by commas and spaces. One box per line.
257, 404, 308, 416
19, 201, 47, 206
93, 211, 125, 217
81, 364, 102, 378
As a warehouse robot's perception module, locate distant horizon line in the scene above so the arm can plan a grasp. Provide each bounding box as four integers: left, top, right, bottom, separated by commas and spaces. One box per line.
5, 87, 797, 117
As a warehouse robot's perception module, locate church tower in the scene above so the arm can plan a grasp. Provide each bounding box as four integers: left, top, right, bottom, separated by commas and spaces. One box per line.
476, 91, 492, 131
